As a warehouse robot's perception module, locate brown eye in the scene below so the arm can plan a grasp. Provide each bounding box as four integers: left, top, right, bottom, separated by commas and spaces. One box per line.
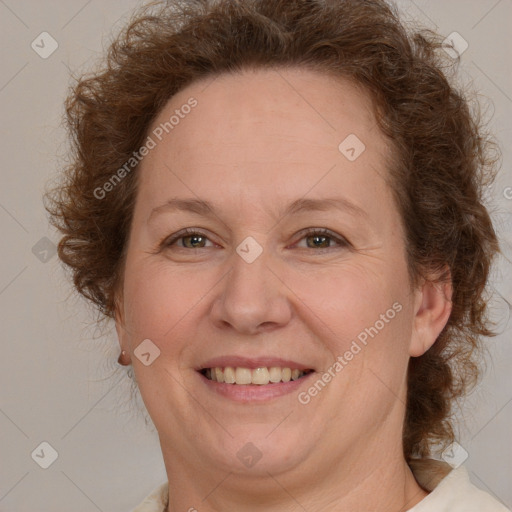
180, 233, 208, 248
306, 233, 330, 249
163, 229, 214, 249
295, 228, 349, 251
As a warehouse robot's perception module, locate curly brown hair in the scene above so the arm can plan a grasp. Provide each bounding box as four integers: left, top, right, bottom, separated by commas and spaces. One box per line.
45, 0, 501, 461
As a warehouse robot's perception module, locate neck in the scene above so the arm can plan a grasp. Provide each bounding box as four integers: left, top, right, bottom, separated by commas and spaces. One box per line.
161, 435, 428, 512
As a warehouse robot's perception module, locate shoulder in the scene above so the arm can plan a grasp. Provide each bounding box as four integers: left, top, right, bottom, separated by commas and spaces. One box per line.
131, 482, 168, 512
409, 459, 510, 512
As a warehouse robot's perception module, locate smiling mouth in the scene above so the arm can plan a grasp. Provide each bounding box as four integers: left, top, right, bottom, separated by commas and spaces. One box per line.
200, 366, 314, 385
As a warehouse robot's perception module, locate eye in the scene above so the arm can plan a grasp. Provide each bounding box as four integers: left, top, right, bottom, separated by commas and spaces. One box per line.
160, 227, 350, 252
293, 228, 349, 251
163, 228, 215, 249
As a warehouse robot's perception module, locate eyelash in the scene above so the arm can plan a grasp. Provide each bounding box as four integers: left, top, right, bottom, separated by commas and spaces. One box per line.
161, 227, 350, 252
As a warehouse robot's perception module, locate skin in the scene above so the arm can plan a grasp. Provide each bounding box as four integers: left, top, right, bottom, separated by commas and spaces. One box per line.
115, 67, 452, 511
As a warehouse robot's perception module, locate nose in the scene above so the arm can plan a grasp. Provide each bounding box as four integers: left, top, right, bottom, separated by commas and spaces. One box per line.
209, 244, 293, 335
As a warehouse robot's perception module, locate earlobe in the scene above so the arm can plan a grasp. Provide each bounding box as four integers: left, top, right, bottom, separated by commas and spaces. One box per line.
409, 274, 453, 357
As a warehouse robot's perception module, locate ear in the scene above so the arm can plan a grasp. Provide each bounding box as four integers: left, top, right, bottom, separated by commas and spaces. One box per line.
409, 270, 453, 357
114, 292, 131, 360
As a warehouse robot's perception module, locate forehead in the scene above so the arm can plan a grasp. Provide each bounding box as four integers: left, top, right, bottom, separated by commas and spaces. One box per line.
135, 67, 393, 218
155, 66, 380, 156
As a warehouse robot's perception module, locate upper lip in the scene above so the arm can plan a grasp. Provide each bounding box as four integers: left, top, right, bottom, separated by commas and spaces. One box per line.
197, 356, 314, 371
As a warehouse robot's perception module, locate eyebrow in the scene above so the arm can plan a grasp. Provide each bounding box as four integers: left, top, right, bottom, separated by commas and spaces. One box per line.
148, 196, 369, 223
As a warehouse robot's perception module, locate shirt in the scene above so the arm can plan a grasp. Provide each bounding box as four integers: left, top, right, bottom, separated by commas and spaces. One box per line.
132, 459, 511, 512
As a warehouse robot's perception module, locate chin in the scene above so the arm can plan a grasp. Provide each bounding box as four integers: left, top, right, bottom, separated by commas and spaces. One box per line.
201, 423, 314, 477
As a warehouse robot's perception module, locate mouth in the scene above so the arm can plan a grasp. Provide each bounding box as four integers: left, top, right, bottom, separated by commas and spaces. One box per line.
196, 356, 316, 402
199, 366, 314, 385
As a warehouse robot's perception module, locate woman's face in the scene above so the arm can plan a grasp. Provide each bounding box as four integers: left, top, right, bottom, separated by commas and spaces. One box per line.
116, 68, 433, 483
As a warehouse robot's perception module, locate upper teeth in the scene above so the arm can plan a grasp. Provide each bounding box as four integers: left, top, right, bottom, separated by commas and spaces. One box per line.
203, 367, 310, 385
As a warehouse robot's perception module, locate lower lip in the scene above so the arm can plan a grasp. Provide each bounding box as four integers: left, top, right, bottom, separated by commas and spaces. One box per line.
198, 371, 315, 402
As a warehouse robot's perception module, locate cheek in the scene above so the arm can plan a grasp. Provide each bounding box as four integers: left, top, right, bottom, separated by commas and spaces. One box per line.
293, 261, 409, 344
310, 268, 413, 407
120, 235, 413, 360
121, 260, 211, 343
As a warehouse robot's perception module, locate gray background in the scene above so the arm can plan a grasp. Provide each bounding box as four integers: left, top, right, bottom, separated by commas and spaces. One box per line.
0, 0, 511, 510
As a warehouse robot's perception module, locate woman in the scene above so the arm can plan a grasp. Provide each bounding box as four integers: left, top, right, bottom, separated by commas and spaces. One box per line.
45, 0, 510, 510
